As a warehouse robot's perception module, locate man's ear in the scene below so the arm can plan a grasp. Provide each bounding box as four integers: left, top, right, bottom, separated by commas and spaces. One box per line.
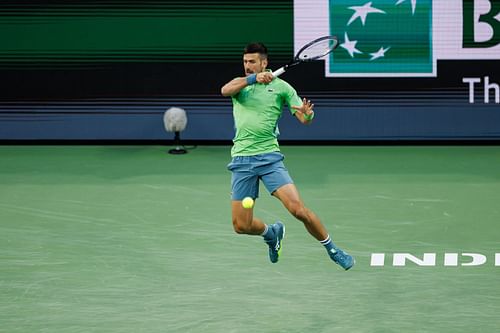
262, 58, 268, 70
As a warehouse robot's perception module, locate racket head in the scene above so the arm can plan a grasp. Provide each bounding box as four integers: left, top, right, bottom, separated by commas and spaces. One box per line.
295, 35, 338, 62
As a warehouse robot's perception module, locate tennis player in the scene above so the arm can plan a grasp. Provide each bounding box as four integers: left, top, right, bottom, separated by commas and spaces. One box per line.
221, 42, 354, 270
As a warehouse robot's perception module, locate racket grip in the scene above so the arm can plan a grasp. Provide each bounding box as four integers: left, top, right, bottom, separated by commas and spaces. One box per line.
272, 67, 286, 77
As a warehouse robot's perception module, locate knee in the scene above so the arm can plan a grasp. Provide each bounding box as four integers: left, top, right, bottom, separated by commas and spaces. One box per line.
288, 201, 308, 221
232, 218, 250, 234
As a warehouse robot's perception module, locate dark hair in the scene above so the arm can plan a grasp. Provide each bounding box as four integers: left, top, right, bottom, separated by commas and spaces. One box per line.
244, 42, 268, 59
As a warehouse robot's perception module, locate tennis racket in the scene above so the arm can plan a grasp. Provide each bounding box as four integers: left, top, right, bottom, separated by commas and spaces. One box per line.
272, 35, 339, 77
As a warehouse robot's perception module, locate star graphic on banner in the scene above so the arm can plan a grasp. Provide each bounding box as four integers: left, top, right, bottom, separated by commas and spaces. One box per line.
396, 0, 417, 15
340, 32, 363, 57
347, 2, 386, 26
369, 46, 391, 60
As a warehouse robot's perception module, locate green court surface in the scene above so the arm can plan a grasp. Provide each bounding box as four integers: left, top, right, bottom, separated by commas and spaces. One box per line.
1, 145, 499, 332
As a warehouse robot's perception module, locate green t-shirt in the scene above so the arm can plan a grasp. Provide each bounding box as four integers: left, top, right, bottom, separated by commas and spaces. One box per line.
230, 77, 302, 157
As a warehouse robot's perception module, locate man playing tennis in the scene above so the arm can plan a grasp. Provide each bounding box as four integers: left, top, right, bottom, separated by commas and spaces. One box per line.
221, 42, 354, 270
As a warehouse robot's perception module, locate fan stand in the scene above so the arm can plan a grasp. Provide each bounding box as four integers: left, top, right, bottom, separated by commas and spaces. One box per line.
168, 131, 187, 154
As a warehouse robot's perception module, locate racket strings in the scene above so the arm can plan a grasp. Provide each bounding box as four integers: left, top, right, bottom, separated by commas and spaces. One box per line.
298, 39, 337, 61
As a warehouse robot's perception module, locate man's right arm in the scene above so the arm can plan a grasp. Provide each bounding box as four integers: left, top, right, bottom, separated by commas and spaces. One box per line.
220, 77, 248, 97
221, 72, 274, 96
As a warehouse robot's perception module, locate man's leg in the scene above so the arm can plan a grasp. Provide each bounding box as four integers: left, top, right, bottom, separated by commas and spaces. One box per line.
231, 200, 285, 263
229, 154, 286, 263
273, 183, 355, 270
231, 200, 265, 235
272, 183, 328, 241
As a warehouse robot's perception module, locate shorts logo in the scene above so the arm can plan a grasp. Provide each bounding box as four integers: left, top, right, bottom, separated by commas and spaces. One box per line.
328, 0, 434, 77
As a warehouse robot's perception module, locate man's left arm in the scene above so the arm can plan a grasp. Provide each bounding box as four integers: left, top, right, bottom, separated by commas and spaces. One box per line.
291, 98, 315, 125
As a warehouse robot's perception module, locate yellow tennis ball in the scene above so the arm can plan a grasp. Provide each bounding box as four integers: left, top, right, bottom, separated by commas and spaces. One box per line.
242, 197, 254, 209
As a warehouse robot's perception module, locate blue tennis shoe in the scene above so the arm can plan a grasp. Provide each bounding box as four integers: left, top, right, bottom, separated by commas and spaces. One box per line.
329, 247, 355, 270
266, 222, 285, 263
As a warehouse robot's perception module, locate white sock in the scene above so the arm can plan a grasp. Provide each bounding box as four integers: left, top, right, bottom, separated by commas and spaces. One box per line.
260, 224, 269, 236
320, 235, 335, 250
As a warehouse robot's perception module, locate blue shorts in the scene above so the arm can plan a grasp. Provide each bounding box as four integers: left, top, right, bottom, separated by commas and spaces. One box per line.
227, 151, 294, 200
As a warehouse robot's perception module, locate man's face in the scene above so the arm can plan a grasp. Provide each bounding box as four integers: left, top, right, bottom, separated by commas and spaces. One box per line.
243, 53, 268, 75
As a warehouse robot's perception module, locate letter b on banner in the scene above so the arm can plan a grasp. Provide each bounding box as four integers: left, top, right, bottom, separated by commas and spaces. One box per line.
463, 0, 500, 48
